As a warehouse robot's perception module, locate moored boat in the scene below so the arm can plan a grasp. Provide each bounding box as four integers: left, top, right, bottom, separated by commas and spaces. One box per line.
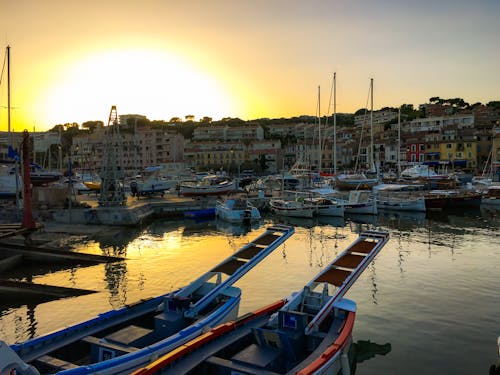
375, 184, 426, 212
335, 173, 379, 191
179, 175, 236, 197
304, 196, 344, 217
481, 185, 500, 207
269, 198, 315, 218
130, 230, 390, 375
337, 190, 378, 215
0, 225, 294, 375
215, 197, 261, 223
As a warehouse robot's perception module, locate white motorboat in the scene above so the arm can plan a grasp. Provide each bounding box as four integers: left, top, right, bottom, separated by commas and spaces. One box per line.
337, 190, 378, 215
180, 175, 236, 197
215, 197, 261, 223
304, 196, 344, 217
269, 198, 314, 218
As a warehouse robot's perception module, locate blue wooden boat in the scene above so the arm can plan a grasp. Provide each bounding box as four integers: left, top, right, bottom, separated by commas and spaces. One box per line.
183, 207, 216, 219
130, 230, 390, 375
0, 225, 294, 375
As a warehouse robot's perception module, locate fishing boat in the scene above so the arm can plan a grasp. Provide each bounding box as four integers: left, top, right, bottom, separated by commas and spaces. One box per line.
337, 190, 378, 215
130, 230, 390, 375
215, 197, 261, 224
183, 207, 216, 219
375, 184, 426, 212
304, 196, 344, 217
130, 167, 178, 198
27, 164, 62, 186
269, 198, 315, 218
335, 173, 379, 191
179, 175, 236, 197
481, 185, 500, 207
0, 225, 295, 375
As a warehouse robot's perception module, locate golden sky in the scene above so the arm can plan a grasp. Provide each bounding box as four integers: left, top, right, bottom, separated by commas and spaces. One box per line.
1, 0, 499, 131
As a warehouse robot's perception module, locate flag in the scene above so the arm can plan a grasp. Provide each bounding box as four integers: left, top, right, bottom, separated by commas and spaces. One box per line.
7, 145, 20, 161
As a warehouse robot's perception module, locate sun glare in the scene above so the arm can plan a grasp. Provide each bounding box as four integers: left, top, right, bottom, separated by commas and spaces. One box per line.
38, 48, 238, 125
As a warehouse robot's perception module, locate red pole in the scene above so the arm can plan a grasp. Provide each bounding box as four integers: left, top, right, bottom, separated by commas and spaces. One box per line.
22, 130, 36, 229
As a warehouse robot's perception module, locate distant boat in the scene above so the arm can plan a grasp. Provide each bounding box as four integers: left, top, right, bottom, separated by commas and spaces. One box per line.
269, 198, 315, 218
129, 230, 390, 375
215, 197, 261, 223
337, 190, 378, 215
0, 225, 295, 375
335, 173, 379, 191
183, 207, 216, 219
481, 185, 500, 207
179, 175, 236, 197
21, 163, 62, 186
0, 164, 21, 199
375, 184, 426, 212
304, 196, 344, 217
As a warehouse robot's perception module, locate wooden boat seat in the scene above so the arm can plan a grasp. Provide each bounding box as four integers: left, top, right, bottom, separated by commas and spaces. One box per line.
234, 245, 263, 260
349, 240, 376, 254
212, 259, 246, 275
333, 253, 366, 269
315, 268, 351, 287
82, 329, 145, 362
252, 234, 280, 246
33, 355, 78, 372
206, 354, 280, 374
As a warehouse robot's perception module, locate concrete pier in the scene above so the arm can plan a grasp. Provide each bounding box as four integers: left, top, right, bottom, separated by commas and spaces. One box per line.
0, 279, 96, 306
50, 194, 219, 226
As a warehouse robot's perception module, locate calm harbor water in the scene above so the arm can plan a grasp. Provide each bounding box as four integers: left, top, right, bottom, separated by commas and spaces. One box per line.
0, 207, 499, 374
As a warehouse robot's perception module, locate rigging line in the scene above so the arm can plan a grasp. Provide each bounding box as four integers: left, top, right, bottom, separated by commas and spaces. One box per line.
0, 47, 6, 87
321, 74, 335, 153
355, 83, 372, 172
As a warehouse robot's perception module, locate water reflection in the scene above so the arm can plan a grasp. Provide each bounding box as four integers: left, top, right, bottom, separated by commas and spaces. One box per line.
215, 218, 263, 236
352, 339, 392, 364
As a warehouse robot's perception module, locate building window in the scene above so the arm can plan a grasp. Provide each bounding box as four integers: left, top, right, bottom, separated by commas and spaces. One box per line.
446, 144, 452, 149
411, 145, 416, 152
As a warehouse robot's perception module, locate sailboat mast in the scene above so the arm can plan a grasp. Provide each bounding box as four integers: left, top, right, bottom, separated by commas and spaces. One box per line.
397, 106, 401, 176
7, 45, 11, 145
370, 78, 374, 172
318, 85, 321, 173
333, 72, 337, 175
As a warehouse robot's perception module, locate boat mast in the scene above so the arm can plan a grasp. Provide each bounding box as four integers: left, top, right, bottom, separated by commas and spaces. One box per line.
397, 106, 401, 177
7, 45, 11, 145
318, 85, 322, 174
370, 78, 374, 172
333, 72, 337, 175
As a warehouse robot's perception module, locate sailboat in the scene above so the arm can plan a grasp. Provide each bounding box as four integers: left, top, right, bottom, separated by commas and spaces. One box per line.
335, 78, 378, 191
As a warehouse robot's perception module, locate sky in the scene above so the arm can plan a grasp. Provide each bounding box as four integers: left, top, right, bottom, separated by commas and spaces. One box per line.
0, 0, 499, 132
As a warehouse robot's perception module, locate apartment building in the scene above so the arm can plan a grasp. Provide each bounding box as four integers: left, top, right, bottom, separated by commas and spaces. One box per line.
354, 109, 397, 128
192, 124, 264, 141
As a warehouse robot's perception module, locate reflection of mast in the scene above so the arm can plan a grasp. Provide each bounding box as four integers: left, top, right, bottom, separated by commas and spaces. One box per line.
99, 106, 126, 206
368, 262, 378, 305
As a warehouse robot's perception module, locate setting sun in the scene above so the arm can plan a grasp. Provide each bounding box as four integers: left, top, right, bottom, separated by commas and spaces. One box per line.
35, 48, 239, 125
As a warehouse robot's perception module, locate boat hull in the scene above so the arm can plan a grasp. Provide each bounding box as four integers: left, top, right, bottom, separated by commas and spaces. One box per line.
270, 200, 314, 218
378, 198, 426, 212
180, 182, 235, 197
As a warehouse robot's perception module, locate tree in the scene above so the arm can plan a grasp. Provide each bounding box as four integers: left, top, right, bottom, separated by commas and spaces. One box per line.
169, 117, 182, 123
200, 116, 212, 124
82, 120, 103, 133
185, 115, 195, 122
